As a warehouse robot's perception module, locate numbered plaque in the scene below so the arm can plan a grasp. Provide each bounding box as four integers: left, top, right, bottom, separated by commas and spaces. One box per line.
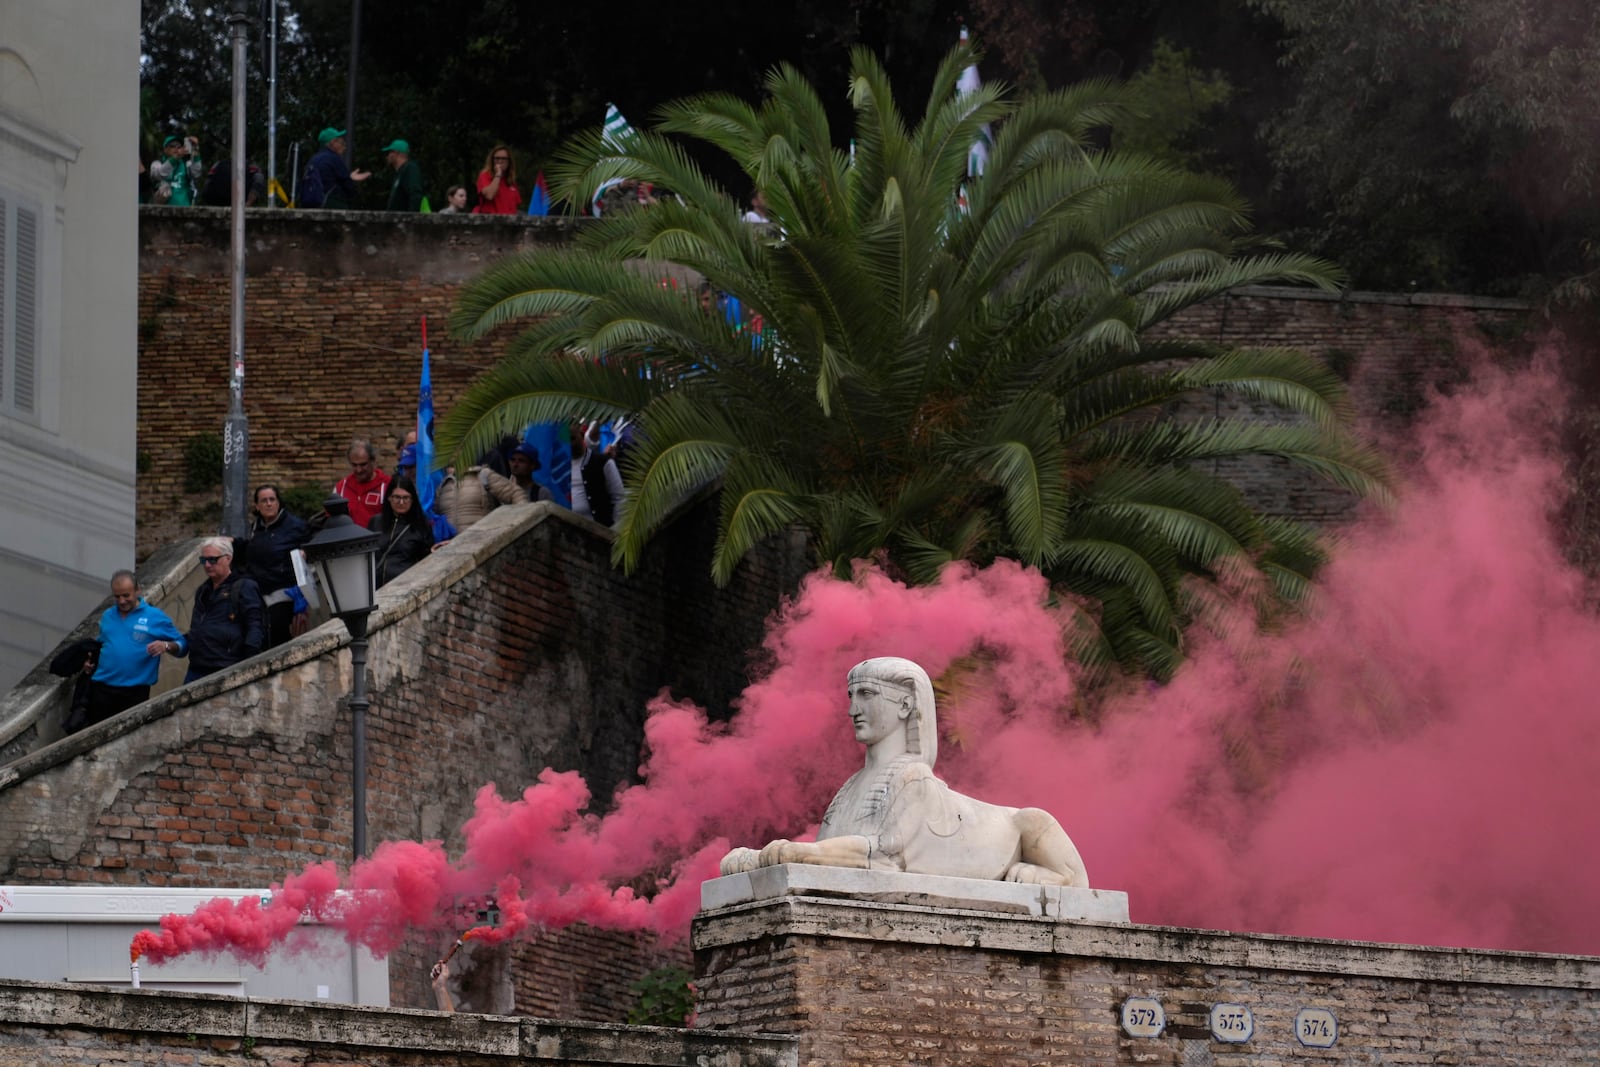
1120, 997, 1166, 1038
1295, 1007, 1338, 1048
1209, 1003, 1253, 1043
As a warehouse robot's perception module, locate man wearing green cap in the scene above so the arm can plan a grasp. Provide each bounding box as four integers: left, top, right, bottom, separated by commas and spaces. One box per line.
151, 135, 203, 206
302, 127, 369, 210
381, 138, 424, 212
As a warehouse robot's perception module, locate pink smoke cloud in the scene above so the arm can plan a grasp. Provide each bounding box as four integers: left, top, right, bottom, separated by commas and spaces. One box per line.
136, 345, 1600, 965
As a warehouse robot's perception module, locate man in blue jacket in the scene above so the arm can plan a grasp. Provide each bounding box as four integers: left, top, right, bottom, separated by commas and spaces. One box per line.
82, 570, 185, 727
155, 538, 266, 682
302, 127, 370, 209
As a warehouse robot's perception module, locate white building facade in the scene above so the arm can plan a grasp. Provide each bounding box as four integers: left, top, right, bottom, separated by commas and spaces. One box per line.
0, 3, 138, 688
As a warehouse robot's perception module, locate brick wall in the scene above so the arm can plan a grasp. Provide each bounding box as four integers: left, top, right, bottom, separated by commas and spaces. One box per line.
136, 208, 1532, 556
693, 894, 1600, 1066
0, 498, 807, 1019
0, 978, 797, 1067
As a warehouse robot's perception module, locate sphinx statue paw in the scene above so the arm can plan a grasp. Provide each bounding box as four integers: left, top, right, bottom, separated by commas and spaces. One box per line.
720, 847, 763, 875
1003, 862, 1070, 886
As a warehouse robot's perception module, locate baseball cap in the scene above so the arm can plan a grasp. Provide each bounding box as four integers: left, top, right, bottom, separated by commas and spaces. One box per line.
380, 139, 410, 154
318, 127, 346, 145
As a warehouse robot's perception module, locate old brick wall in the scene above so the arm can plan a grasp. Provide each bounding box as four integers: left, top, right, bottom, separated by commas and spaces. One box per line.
0, 498, 807, 1020
1146, 286, 1533, 524
136, 209, 1532, 556
692, 896, 1600, 1066
0, 978, 797, 1067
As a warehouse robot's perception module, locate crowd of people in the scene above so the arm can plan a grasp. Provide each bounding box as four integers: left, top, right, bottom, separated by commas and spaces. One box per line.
146, 127, 543, 215
55, 418, 630, 736
146, 124, 766, 220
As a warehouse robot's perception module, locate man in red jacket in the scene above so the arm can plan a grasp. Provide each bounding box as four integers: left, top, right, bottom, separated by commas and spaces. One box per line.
333, 438, 391, 528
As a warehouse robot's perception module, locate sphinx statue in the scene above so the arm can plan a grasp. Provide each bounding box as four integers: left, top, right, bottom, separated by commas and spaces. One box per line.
720, 657, 1089, 887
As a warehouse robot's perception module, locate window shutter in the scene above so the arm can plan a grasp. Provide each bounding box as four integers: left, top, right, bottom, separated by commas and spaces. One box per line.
13, 204, 36, 414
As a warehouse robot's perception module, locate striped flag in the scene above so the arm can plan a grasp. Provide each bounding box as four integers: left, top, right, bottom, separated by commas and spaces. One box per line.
593, 103, 637, 216
417, 318, 456, 541
602, 102, 635, 146
527, 171, 550, 216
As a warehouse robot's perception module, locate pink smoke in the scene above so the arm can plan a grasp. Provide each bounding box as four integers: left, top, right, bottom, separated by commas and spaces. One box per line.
136, 347, 1600, 964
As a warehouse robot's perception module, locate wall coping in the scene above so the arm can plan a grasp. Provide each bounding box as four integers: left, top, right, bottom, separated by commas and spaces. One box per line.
693, 893, 1600, 990
138, 206, 1533, 311
0, 978, 798, 1065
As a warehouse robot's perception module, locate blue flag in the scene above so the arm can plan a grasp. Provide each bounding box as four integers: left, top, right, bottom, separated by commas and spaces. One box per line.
520, 422, 573, 508
527, 171, 550, 217
417, 321, 456, 541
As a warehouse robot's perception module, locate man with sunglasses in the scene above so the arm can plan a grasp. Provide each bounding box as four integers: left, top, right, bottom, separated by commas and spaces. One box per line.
153, 538, 265, 682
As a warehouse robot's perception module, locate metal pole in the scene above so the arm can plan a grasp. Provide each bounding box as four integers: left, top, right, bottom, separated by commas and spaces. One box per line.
347, 612, 371, 859
344, 0, 362, 168
267, 0, 279, 206
222, 0, 252, 539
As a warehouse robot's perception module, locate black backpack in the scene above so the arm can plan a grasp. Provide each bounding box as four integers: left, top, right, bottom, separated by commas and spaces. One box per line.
298, 160, 326, 208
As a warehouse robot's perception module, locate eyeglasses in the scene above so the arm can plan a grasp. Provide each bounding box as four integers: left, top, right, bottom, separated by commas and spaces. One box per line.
389, 493, 413, 502
200, 556, 223, 565
493, 156, 510, 163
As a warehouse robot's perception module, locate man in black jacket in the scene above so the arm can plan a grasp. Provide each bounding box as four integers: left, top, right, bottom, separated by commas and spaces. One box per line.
153, 537, 266, 682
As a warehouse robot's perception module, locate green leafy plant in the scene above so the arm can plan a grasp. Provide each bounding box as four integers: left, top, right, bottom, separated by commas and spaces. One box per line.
183, 431, 224, 493
626, 965, 695, 1027
279, 481, 330, 521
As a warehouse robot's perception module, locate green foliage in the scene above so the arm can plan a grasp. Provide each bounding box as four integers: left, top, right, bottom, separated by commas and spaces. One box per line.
183, 431, 224, 493
1116, 39, 1233, 170
279, 481, 330, 520
626, 966, 695, 1027
1248, 0, 1600, 294
444, 45, 1386, 676
139, 0, 968, 211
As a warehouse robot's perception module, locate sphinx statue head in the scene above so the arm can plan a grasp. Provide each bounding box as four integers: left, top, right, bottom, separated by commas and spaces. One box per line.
845, 656, 938, 766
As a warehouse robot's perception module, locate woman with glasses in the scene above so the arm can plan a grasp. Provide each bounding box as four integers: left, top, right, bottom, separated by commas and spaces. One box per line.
473, 144, 521, 215
368, 475, 435, 587
234, 484, 313, 649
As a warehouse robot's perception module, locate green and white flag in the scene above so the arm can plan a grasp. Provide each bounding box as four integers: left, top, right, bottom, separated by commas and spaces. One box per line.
602, 102, 635, 146
594, 102, 637, 215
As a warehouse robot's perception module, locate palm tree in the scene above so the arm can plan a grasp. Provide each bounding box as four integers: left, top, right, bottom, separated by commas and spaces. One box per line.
443, 44, 1387, 676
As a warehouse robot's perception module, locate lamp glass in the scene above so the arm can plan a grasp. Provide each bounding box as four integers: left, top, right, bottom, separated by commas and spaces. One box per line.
314, 550, 376, 617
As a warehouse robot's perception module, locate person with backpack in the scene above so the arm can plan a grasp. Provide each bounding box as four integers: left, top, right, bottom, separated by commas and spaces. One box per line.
152, 538, 265, 682
300, 127, 369, 210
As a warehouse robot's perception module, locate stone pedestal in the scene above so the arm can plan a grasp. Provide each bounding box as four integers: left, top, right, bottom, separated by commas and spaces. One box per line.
692, 866, 1600, 1067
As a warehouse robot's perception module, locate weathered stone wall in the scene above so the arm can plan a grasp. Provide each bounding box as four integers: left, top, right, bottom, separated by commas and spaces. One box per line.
136, 208, 1532, 556
0, 497, 807, 1019
0, 978, 797, 1067
692, 895, 1600, 1066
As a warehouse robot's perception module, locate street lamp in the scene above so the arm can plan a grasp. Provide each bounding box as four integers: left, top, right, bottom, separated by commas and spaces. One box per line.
302, 496, 381, 859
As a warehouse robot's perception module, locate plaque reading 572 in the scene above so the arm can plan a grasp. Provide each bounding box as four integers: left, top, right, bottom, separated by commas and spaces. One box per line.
1120, 997, 1166, 1038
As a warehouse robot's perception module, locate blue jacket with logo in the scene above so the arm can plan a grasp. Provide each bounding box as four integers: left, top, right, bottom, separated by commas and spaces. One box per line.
92, 599, 183, 688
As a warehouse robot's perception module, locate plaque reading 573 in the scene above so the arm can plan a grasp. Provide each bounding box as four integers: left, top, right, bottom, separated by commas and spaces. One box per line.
1209, 1003, 1253, 1043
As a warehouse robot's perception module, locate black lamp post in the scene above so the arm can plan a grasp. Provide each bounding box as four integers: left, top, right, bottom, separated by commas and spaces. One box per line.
302, 496, 381, 859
